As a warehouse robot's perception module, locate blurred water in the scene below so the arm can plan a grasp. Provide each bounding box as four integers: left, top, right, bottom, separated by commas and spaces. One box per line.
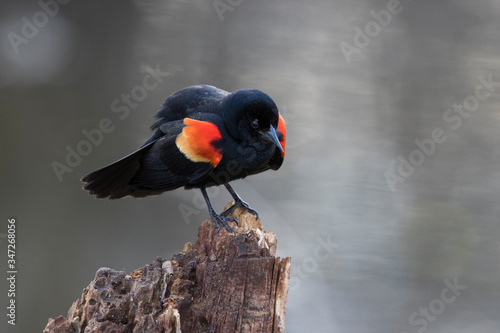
2, 0, 500, 332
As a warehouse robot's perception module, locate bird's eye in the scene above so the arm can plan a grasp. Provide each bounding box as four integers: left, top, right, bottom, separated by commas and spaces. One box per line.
251, 119, 259, 129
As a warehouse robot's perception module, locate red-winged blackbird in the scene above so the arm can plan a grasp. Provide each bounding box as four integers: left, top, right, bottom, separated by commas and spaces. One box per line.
81, 85, 286, 232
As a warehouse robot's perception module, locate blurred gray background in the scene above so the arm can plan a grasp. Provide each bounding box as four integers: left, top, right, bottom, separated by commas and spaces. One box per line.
1, 0, 500, 332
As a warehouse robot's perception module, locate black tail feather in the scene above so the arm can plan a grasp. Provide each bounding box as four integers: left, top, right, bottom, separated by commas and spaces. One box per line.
81, 141, 156, 199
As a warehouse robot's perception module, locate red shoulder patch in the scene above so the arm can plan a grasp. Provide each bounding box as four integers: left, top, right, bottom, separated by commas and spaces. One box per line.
175, 118, 223, 167
278, 114, 286, 158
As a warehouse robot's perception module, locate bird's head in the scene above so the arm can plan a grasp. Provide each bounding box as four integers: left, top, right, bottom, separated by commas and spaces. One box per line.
221, 89, 284, 153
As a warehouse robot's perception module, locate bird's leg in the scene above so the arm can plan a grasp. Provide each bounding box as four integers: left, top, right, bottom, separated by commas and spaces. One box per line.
200, 187, 237, 233
220, 183, 259, 220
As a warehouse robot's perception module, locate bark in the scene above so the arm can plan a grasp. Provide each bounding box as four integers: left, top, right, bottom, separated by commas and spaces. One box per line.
43, 204, 291, 333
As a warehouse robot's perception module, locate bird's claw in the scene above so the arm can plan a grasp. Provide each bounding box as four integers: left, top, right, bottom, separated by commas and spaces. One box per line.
221, 199, 259, 220
211, 214, 238, 234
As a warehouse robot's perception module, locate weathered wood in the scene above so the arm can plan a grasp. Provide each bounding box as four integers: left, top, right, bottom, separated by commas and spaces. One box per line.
43, 204, 291, 333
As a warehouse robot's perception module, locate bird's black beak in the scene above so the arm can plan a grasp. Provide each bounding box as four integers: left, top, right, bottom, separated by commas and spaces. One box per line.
261, 126, 284, 152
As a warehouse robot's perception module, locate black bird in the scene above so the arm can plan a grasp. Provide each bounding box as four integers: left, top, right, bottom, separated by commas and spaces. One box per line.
81, 85, 286, 232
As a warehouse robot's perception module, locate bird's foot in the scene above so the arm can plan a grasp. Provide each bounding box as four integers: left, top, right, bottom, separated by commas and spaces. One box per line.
209, 210, 238, 234
221, 199, 259, 220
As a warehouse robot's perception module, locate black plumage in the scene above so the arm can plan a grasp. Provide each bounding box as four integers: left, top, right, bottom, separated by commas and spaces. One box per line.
82, 85, 286, 231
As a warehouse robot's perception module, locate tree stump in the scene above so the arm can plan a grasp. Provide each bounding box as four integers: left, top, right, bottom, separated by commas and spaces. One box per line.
43, 204, 291, 333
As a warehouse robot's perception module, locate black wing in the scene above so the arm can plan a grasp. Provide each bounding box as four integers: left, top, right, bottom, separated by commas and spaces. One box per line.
151, 85, 228, 129
142, 85, 228, 146
82, 86, 229, 198
82, 114, 226, 198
